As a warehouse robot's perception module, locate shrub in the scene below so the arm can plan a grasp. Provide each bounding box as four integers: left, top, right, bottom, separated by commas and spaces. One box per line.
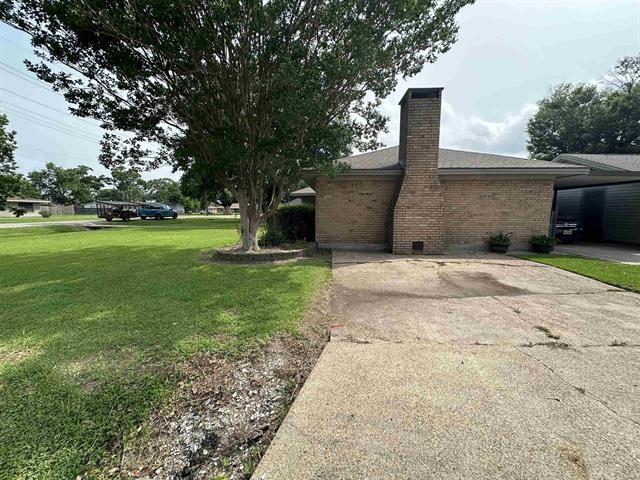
487, 232, 512, 245
261, 204, 315, 246
11, 207, 27, 218
531, 234, 555, 246
39, 210, 52, 218
259, 227, 287, 247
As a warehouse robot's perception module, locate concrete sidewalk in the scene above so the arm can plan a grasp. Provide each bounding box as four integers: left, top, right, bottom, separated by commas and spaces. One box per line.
253, 252, 640, 479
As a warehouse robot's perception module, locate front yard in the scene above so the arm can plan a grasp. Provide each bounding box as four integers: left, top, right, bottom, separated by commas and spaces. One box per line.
0, 219, 330, 479
514, 252, 640, 293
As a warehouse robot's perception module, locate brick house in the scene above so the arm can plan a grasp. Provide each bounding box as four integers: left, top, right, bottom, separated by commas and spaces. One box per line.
307, 88, 588, 253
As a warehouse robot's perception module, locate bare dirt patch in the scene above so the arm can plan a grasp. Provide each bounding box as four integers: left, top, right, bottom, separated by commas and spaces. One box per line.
114, 282, 333, 480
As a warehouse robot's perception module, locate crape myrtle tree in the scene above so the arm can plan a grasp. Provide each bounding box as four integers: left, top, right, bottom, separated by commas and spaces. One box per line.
2, 0, 474, 251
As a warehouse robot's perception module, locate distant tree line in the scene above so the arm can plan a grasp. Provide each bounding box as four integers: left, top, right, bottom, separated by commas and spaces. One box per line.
527, 53, 640, 160
0, 111, 232, 211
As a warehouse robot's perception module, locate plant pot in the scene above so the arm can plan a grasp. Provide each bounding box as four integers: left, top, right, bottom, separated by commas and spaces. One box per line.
490, 242, 510, 254
532, 243, 554, 254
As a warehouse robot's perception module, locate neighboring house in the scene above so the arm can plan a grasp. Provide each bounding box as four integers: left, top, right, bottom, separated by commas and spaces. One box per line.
1, 197, 51, 217
553, 154, 640, 245
287, 187, 315, 206
207, 203, 225, 214
306, 88, 588, 253
206, 202, 240, 215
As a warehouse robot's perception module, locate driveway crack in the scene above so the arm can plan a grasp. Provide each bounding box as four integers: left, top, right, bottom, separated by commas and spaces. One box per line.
515, 347, 640, 428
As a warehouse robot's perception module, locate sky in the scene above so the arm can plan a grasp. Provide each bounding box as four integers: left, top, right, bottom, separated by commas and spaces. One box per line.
1, 0, 639, 180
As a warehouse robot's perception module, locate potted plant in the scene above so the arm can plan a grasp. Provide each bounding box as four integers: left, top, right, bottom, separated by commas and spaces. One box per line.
530, 234, 555, 253
488, 232, 512, 254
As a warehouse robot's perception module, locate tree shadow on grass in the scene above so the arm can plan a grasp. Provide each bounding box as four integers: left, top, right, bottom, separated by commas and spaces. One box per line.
0, 239, 328, 478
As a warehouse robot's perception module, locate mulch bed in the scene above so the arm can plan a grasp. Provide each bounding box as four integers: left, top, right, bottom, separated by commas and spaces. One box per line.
113, 282, 333, 480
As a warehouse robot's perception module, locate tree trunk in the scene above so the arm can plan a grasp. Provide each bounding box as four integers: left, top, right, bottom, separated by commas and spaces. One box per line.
236, 191, 261, 252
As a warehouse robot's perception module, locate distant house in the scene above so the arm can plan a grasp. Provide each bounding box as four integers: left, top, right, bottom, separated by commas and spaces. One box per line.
1, 197, 51, 217
553, 154, 640, 245
286, 187, 315, 206
206, 202, 240, 215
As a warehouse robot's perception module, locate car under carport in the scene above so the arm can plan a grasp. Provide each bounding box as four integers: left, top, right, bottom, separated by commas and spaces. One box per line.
552, 154, 640, 245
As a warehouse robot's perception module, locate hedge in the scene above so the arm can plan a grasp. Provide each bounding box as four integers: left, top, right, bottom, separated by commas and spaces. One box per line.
262, 204, 315, 245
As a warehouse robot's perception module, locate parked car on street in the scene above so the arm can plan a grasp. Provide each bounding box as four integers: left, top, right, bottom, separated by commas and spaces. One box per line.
554, 216, 582, 243
138, 203, 178, 220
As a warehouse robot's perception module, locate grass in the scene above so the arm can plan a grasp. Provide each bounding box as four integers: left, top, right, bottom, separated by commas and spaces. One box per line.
514, 252, 640, 293
0, 214, 98, 223
0, 218, 329, 479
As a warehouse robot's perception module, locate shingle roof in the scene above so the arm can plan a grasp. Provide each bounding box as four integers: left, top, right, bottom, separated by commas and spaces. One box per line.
7, 197, 51, 203
289, 187, 316, 196
336, 146, 580, 171
554, 153, 640, 172
336, 146, 401, 170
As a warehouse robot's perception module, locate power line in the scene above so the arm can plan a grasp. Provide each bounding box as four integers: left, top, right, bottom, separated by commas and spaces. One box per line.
15, 153, 49, 165
19, 144, 96, 163
0, 34, 35, 54
2, 100, 104, 139
3, 108, 103, 144
0, 86, 103, 127
0, 62, 66, 96
3, 105, 103, 142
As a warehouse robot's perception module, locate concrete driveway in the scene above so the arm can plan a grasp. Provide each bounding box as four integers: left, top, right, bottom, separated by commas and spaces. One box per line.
254, 252, 640, 480
555, 242, 640, 265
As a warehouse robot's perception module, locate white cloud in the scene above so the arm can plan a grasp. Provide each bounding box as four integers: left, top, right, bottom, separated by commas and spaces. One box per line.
440, 101, 538, 157
376, 99, 538, 158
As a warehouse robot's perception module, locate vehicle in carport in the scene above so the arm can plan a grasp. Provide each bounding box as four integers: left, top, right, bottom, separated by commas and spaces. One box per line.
554, 216, 582, 243
138, 203, 178, 220
96, 200, 142, 222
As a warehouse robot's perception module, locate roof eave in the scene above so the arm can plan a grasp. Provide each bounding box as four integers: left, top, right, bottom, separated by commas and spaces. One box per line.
552, 154, 627, 171
438, 167, 590, 177
309, 166, 590, 178
327, 169, 404, 177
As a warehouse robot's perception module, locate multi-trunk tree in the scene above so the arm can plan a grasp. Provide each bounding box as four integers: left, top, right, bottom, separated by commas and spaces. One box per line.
3, 0, 473, 250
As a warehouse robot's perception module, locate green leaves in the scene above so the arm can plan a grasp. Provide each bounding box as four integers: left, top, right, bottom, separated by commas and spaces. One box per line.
527, 54, 640, 160
28, 162, 106, 205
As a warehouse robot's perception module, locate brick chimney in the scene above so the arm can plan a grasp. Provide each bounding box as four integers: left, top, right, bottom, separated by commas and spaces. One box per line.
392, 88, 445, 254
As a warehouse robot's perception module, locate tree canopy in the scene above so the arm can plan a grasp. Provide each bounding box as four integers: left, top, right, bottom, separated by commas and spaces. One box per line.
527, 53, 640, 160
96, 167, 146, 202
28, 162, 105, 204
145, 178, 184, 205
0, 112, 19, 209
180, 163, 235, 211
2, 0, 473, 249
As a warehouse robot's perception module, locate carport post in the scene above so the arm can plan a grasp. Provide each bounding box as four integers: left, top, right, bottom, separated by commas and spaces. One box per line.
549, 188, 558, 237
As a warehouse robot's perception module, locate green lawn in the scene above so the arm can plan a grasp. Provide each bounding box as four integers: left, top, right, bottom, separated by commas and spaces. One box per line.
0, 214, 98, 223
515, 253, 640, 293
0, 219, 329, 479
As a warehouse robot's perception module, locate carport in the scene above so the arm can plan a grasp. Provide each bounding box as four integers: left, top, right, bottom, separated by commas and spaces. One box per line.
552, 154, 640, 245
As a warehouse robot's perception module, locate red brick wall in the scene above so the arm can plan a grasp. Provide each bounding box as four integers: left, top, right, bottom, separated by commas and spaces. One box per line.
441, 178, 554, 246
315, 176, 399, 247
